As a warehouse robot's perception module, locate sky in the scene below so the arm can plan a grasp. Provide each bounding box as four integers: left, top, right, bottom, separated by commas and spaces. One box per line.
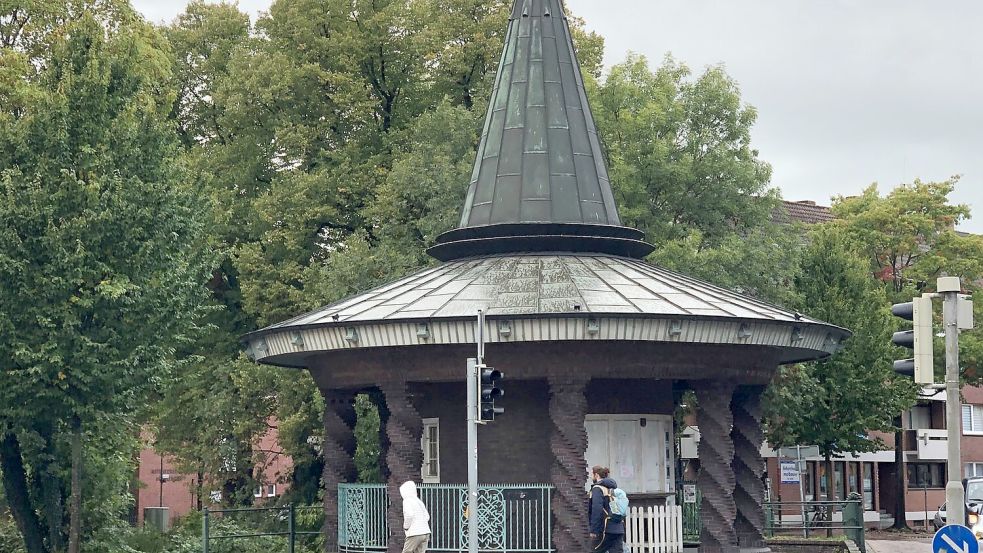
135, 0, 983, 233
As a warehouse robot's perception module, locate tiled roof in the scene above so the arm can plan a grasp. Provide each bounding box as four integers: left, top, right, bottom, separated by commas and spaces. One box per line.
775, 200, 834, 225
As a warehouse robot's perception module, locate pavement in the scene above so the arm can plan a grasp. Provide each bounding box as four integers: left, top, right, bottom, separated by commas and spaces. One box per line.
867, 538, 934, 553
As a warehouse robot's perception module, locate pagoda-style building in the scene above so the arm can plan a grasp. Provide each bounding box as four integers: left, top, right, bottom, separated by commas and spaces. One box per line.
245, 1, 847, 552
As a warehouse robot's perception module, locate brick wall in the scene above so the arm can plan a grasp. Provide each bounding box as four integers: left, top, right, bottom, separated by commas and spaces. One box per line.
412, 378, 674, 485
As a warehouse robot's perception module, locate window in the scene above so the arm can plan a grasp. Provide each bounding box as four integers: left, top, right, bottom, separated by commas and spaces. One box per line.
266, 484, 276, 497
907, 463, 946, 488
907, 405, 931, 430
966, 463, 983, 478
862, 463, 874, 510
804, 462, 815, 502
963, 405, 983, 434
421, 418, 439, 483
254, 487, 263, 498
834, 462, 846, 500
584, 414, 675, 494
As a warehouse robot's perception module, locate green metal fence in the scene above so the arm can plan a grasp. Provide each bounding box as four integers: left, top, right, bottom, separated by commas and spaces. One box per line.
764, 497, 865, 550
202, 504, 323, 553
338, 483, 553, 553
675, 486, 701, 545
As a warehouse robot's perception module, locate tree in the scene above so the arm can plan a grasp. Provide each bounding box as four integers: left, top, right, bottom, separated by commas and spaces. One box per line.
590, 54, 778, 248
0, 10, 208, 552
830, 178, 983, 527
765, 226, 916, 507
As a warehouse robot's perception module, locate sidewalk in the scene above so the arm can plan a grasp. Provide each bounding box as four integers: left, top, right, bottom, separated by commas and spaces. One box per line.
867, 538, 932, 553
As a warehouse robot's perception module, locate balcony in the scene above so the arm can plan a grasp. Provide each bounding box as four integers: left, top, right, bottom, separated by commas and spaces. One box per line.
903, 429, 948, 460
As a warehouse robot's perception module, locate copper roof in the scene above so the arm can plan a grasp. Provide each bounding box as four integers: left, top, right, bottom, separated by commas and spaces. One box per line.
428, 0, 653, 261
262, 254, 833, 328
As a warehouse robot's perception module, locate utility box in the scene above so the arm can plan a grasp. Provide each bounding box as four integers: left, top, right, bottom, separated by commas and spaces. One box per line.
143, 507, 170, 533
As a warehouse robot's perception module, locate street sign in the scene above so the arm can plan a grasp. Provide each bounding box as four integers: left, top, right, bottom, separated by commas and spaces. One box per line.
933, 525, 978, 553
780, 461, 800, 484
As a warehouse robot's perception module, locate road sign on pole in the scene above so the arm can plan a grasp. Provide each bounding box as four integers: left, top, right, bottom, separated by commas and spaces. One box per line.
933, 525, 978, 553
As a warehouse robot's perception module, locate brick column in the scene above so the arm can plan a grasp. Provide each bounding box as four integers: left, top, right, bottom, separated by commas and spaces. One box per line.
321, 389, 357, 553
694, 380, 739, 553
731, 385, 769, 552
548, 375, 590, 552
379, 379, 423, 553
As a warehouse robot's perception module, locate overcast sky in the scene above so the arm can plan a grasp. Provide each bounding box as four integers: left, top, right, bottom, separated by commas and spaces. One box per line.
135, 0, 983, 233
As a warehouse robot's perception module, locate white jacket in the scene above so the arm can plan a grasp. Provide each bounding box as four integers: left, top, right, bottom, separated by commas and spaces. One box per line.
400, 481, 431, 537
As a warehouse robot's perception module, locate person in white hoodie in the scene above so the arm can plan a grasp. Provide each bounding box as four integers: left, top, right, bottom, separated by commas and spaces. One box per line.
399, 480, 431, 553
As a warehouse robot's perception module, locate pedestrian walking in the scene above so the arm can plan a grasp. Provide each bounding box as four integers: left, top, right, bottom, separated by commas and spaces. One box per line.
587, 466, 625, 553
400, 480, 431, 553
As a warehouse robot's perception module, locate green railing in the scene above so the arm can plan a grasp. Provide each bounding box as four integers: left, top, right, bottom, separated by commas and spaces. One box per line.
764, 496, 865, 550
202, 504, 323, 553
338, 483, 553, 553
675, 486, 701, 545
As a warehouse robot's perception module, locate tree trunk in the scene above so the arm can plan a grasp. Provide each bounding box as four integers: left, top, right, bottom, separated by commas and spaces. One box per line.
67, 419, 82, 553
196, 467, 204, 512
36, 422, 65, 552
0, 433, 49, 553
891, 423, 910, 530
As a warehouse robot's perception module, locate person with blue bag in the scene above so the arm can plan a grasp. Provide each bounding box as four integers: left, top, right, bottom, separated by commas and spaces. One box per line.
587, 466, 629, 553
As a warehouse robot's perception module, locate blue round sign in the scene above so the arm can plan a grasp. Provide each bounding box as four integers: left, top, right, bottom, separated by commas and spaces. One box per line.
934, 524, 979, 553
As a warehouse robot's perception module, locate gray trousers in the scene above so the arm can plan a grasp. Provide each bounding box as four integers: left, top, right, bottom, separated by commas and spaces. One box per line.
402, 533, 430, 553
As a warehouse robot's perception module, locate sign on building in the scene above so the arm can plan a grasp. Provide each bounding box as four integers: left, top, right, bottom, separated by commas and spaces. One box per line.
780, 460, 800, 484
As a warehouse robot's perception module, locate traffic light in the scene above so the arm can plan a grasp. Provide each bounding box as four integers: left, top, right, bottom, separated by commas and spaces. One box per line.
478, 365, 504, 422
891, 296, 934, 385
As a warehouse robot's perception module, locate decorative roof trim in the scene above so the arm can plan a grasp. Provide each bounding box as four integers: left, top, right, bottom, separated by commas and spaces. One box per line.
247, 314, 846, 368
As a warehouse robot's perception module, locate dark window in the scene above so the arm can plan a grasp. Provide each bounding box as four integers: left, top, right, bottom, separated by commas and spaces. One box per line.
907, 463, 946, 488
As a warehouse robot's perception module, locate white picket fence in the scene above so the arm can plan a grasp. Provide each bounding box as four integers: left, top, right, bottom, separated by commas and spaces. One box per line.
624, 504, 684, 553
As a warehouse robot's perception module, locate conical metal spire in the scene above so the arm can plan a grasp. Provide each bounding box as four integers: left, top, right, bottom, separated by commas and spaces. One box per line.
428, 0, 654, 261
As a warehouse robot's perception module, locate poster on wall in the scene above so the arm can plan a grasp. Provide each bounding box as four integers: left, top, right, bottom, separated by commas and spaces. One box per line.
683, 484, 697, 504
780, 460, 800, 484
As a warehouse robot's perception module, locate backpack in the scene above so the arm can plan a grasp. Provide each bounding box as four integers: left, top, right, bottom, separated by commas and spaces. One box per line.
593, 485, 630, 523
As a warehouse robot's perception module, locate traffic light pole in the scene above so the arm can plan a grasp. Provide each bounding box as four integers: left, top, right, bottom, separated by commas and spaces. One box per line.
465, 310, 485, 553
940, 277, 965, 527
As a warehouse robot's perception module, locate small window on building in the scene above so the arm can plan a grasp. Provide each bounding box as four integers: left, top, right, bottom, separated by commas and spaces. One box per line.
254, 487, 263, 498
907, 463, 946, 488
804, 462, 816, 502
966, 463, 983, 478
421, 418, 439, 483
266, 484, 276, 497
963, 405, 983, 434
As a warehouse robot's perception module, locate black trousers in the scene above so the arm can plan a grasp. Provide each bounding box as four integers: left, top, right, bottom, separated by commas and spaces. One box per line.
591, 532, 624, 553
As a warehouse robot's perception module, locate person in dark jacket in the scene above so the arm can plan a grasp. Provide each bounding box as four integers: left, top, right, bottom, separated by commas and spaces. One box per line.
587, 466, 625, 552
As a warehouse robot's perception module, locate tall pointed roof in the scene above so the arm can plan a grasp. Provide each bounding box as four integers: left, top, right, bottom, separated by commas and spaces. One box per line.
427, 0, 654, 261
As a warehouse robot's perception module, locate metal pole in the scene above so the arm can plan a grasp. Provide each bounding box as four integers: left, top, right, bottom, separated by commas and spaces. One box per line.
467, 357, 479, 553
941, 276, 965, 526
288, 504, 295, 553
797, 445, 807, 538
202, 508, 209, 553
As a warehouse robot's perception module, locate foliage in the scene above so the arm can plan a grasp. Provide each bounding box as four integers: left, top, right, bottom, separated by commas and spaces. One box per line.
591, 53, 778, 247
0, 4, 209, 551
765, 226, 917, 465
830, 178, 983, 381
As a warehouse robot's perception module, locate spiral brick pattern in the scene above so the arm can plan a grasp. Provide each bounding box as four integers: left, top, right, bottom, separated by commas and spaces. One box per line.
379, 380, 423, 553
731, 386, 768, 550
548, 375, 590, 552
694, 381, 738, 553
321, 390, 357, 552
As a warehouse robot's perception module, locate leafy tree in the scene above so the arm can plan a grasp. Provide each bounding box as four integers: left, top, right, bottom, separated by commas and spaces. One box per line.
0, 8, 208, 552
591, 54, 778, 247
832, 178, 983, 296
764, 226, 916, 504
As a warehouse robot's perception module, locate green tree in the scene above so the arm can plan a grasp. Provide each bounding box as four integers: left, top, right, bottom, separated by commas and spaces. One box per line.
591, 54, 778, 247
0, 9, 208, 552
765, 226, 916, 504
